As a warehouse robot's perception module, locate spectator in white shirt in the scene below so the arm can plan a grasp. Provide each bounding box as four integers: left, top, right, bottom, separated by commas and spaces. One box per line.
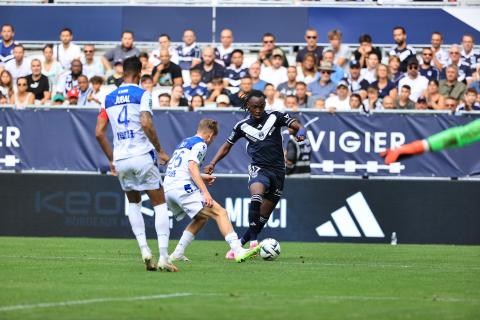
81, 44, 105, 80
398, 57, 429, 102
431, 32, 449, 70
325, 80, 351, 111
4, 44, 30, 82
87, 76, 104, 107
325, 29, 350, 70
260, 49, 288, 88
361, 52, 379, 84
41, 44, 63, 88
264, 83, 284, 112
149, 34, 179, 67
296, 52, 319, 85
53, 28, 81, 70
215, 29, 234, 67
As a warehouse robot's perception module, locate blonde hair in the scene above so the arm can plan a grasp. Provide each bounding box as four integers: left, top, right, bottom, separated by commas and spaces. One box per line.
198, 119, 219, 136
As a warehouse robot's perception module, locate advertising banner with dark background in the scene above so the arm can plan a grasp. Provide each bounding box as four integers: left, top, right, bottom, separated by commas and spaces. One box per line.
1, 174, 478, 245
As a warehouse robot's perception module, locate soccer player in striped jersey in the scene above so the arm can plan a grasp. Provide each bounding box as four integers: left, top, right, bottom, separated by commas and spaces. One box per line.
204, 90, 306, 259
95, 56, 178, 272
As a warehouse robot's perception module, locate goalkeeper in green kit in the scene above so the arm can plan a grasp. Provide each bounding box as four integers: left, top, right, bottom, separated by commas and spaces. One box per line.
381, 119, 480, 164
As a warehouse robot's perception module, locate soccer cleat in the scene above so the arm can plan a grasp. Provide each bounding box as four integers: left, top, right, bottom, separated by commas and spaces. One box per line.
225, 249, 235, 260
141, 247, 157, 271
235, 243, 262, 263
143, 256, 157, 271
158, 256, 179, 272
169, 252, 190, 262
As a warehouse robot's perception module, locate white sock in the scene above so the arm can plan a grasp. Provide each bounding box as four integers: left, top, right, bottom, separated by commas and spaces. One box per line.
128, 201, 148, 249
174, 230, 195, 256
154, 203, 170, 258
225, 232, 242, 253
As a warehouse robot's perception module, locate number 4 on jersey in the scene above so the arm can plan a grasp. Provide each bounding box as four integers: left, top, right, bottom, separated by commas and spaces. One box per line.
117, 105, 130, 126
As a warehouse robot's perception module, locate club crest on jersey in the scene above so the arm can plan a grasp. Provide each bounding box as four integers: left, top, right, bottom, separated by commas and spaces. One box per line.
115, 95, 130, 104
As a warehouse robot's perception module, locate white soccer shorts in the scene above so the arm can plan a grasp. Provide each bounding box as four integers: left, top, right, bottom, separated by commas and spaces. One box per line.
165, 186, 204, 221
114, 152, 162, 192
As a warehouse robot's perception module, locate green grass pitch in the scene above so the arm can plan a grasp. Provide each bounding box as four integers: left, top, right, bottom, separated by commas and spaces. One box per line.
0, 237, 479, 320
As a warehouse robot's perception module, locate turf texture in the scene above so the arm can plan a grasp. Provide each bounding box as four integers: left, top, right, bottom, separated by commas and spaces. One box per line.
0, 237, 479, 320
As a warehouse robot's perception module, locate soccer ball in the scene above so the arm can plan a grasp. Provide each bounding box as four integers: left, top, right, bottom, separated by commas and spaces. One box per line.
260, 238, 281, 261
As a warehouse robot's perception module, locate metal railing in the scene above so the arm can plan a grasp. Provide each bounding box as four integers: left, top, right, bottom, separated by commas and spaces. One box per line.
0, 0, 478, 6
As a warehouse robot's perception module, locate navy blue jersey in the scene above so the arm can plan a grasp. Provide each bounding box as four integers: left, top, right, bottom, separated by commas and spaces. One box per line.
227, 111, 296, 172
419, 66, 439, 81
224, 66, 249, 87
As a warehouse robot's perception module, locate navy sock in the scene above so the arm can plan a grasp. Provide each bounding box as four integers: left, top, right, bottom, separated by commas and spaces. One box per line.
240, 195, 262, 245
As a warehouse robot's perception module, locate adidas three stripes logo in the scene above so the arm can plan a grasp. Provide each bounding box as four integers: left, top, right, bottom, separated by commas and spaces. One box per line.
316, 192, 384, 238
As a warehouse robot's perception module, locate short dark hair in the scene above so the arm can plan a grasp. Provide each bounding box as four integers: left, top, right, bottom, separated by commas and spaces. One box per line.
1, 24, 14, 32
189, 68, 201, 75
90, 76, 104, 85
139, 52, 149, 59
358, 34, 372, 44
264, 83, 274, 90
401, 85, 411, 91
432, 31, 443, 40
122, 30, 134, 38
262, 33, 275, 41
122, 56, 142, 76
393, 26, 406, 34
16, 76, 27, 84
159, 33, 171, 40
78, 75, 88, 82
295, 81, 307, 88
350, 93, 362, 101
159, 93, 171, 99
428, 79, 439, 86
466, 88, 477, 95
140, 74, 153, 83
285, 95, 298, 102
241, 75, 252, 81
211, 77, 224, 85
240, 89, 266, 110
13, 44, 24, 51
231, 49, 244, 56
60, 28, 73, 35
43, 44, 54, 52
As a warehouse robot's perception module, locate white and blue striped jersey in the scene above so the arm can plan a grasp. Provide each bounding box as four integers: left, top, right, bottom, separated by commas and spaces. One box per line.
163, 136, 207, 192
102, 84, 154, 161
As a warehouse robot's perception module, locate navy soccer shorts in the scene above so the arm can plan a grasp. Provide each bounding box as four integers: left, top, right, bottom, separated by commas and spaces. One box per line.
247, 165, 285, 203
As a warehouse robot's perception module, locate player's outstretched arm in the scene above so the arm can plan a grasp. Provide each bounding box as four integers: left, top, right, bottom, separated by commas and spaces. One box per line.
204, 142, 233, 174
140, 111, 170, 165
382, 119, 480, 164
289, 119, 306, 142
95, 116, 116, 175
188, 160, 214, 207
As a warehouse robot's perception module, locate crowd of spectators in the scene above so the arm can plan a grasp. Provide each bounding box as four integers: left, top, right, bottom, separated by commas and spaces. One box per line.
1, 23, 480, 113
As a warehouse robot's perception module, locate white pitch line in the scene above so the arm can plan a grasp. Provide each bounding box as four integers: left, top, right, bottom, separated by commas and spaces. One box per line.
0, 293, 192, 312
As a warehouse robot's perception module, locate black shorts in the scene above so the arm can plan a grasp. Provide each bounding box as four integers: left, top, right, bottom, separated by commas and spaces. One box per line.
248, 165, 285, 202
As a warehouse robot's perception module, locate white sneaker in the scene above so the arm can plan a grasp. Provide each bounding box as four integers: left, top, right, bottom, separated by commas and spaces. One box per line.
141, 247, 156, 271
170, 252, 190, 262
158, 256, 179, 272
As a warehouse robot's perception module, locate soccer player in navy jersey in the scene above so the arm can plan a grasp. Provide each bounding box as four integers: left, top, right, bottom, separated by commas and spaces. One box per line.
204, 90, 306, 259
